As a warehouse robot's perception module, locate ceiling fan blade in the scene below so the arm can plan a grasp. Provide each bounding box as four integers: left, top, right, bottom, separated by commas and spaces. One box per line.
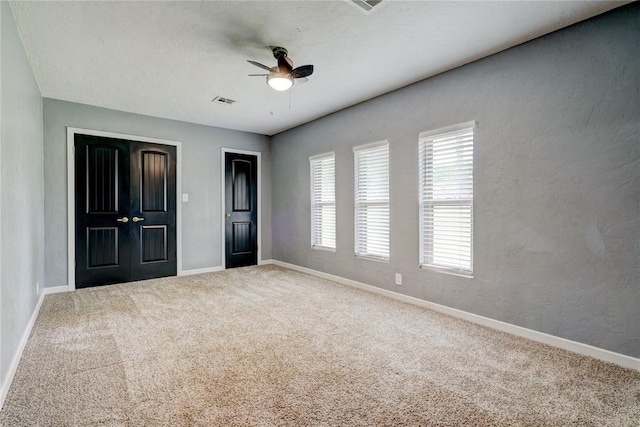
247, 60, 271, 71
248, 74, 269, 76
291, 65, 314, 79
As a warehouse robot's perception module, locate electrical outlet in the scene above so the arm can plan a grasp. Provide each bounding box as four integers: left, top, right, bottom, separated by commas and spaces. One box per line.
395, 273, 402, 285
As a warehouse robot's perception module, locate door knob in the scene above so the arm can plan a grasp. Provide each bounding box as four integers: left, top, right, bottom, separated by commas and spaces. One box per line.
132, 216, 145, 223
226, 213, 231, 218
117, 217, 129, 223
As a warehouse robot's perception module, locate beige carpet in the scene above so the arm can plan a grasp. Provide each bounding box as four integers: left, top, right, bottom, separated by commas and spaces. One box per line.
1, 265, 638, 426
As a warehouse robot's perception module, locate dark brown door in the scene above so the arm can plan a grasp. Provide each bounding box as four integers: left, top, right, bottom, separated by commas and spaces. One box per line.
225, 152, 258, 268
129, 142, 177, 281
75, 134, 177, 288
75, 135, 131, 287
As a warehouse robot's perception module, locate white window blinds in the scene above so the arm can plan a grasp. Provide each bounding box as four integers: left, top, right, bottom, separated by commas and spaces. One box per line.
310, 153, 336, 250
419, 126, 474, 275
354, 141, 389, 261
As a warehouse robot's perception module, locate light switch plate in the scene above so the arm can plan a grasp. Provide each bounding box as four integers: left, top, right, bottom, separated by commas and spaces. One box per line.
182, 193, 189, 202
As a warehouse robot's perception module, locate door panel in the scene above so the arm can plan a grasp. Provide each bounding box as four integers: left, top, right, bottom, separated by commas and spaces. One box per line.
141, 151, 168, 212
87, 146, 119, 213
141, 225, 168, 263
75, 135, 176, 288
87, 227, 119, 267
232, 159, 252, 211
225, 152, 258, 268
232, 222, 252, 254
76, 135, 131, 288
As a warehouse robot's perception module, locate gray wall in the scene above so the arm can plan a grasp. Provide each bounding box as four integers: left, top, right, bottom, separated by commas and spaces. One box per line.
271, 5, 640, 357
43, 99, 271, 287
1, 0, 45, 387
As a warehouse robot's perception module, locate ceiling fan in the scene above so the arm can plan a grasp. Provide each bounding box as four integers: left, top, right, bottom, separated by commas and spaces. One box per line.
247, 47, 314, 91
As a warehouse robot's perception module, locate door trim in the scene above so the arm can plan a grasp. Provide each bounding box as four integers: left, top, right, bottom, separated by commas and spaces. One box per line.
221, 148, 262, 269
67, 127, 183, 291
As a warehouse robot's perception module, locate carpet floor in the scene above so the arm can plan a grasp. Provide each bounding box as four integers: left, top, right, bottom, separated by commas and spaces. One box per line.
1, 265, 638, 426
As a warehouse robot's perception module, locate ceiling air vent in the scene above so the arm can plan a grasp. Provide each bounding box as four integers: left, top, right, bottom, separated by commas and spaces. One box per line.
348, 0, 384, 14
212, 96, 236, 106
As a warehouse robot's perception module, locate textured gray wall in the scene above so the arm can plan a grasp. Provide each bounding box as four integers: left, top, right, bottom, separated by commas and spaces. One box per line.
43, 99, 271, 287
271, 5, 640, 357
1, 1, 45, 385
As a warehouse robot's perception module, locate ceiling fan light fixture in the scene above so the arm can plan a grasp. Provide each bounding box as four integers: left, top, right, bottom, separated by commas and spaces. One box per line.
267, 74, 294, 91
248, 47, 313, 91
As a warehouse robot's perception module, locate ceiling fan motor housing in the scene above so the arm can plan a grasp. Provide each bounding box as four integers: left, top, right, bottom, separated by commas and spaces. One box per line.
271, 46, 288, 59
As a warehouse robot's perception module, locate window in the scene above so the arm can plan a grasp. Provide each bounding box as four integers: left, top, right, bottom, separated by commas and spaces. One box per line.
419, 124, 474, 276
310, 153, 336, 250
354, 141, 389, 261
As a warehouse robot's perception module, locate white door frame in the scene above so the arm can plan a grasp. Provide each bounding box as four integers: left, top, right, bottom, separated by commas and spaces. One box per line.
221, 148, 262, 269
66, 127, 183, 290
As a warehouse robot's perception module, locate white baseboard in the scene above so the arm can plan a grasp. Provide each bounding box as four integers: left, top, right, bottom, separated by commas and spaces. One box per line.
179, 266, 224, 276
1, 291, 43, 409
0, 285, 70, 409
43, 285, 70, 295
264, 259, 639, 371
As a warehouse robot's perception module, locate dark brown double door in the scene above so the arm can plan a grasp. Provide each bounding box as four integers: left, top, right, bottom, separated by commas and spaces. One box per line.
75, 134, 177, 288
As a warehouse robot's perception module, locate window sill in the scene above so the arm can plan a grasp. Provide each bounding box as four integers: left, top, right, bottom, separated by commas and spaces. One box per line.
311, 245, 336, 252
420, 264, 473, 278
355, 254, 389, 263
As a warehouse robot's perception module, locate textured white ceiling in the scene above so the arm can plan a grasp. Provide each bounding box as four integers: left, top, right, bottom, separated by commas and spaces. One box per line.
9, 1, 627, 136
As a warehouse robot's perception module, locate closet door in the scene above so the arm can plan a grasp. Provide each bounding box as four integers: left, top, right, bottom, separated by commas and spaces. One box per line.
129, 142, 177, 281
75, 135, 132, 288
75, 134, 177, 288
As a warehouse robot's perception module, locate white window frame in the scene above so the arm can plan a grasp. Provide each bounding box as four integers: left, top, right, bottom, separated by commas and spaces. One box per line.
353, 140, 390, 262
310, 152, 336, 251
419, 122, 475, 277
